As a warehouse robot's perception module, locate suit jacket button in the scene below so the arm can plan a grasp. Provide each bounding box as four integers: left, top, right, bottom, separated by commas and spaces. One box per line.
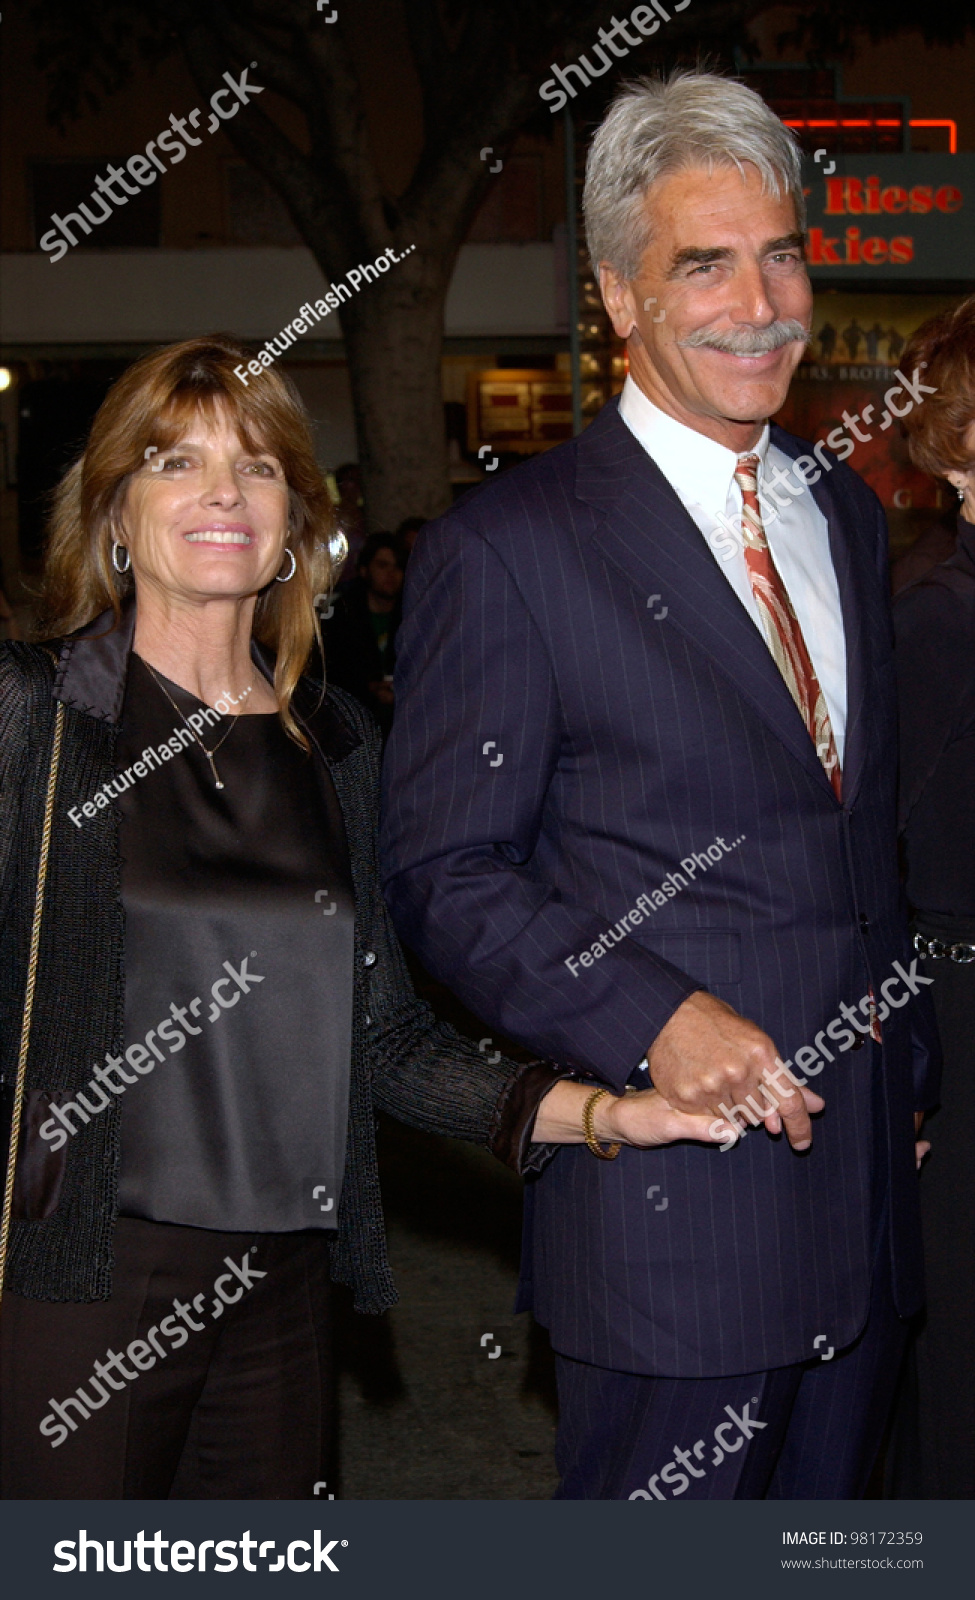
850, 1030, 866, 1050
859, 914, 870, 932
363, 951, 377, 967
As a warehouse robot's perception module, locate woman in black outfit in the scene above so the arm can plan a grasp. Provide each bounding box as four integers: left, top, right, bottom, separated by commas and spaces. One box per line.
893, 295, 975, 1498
0, 336, 723, 1499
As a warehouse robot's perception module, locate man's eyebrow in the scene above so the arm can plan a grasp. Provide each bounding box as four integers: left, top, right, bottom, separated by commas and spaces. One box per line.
764, 232, 805, 254
666, 246, 732, 274
666, 232, 806, 275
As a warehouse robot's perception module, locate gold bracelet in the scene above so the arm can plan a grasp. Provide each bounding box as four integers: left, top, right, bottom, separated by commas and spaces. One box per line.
582, 1086, 622, 1160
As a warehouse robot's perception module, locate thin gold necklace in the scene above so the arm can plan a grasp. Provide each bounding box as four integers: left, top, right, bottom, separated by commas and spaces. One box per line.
142, 658, 242, 790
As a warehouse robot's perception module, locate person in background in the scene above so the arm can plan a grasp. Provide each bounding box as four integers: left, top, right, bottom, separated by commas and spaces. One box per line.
332, 462, 366, 578
323, 532, 404, 735
842, 318, 865, 361
891, 514, 958, 596
396, 516, 427, 561
865, 323, 886, 362
887, 327, 906, 365
0, 580, 21, 640
891, 293, 975, 1499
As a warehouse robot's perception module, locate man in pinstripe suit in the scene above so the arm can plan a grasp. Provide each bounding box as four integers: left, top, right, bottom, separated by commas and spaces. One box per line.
381, 71, 939, 1499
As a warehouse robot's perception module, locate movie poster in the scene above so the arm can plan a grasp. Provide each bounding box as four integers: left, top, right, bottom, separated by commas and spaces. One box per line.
776, 293, 961, 526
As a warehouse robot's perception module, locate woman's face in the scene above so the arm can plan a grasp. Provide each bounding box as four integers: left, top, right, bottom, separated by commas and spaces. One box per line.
118, 406, 291, 605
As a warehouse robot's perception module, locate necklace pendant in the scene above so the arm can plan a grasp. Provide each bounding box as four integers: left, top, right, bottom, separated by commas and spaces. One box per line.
214, 779, 225, 790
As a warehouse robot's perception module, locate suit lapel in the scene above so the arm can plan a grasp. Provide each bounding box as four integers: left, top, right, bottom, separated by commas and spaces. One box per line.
578, 404, 835, 797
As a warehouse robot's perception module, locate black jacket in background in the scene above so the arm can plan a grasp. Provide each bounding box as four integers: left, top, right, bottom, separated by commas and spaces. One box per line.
323, 580, 401, 732
894, 515, 975, 918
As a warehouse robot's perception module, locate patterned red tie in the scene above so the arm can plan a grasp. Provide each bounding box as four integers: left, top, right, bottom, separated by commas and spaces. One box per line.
734, 454, 843, 801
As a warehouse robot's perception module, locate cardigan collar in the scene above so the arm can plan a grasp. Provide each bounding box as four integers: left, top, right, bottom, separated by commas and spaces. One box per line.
52, 599, 361, 762
955, 513, 975, 572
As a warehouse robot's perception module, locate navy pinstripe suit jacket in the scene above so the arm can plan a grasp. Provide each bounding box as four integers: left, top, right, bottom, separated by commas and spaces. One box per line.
381, 398, 940, 1378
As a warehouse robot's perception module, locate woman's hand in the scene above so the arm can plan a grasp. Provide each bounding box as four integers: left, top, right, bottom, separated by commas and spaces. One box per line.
531, 1079, 736, 1149
605, 1085, 736, 1148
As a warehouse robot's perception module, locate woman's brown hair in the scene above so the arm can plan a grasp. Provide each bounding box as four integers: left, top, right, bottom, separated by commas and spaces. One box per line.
900, 294, 975, 478
35, 334, 338, 744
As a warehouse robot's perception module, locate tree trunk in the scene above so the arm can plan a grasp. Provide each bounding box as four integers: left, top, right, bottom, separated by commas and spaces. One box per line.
336, 248, 453, 532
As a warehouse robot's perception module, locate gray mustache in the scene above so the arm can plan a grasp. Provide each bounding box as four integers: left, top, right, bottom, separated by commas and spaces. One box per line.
677, 320, 810, 356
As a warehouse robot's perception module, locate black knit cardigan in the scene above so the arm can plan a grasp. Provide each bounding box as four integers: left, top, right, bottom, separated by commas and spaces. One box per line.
0, 610, 565, 1309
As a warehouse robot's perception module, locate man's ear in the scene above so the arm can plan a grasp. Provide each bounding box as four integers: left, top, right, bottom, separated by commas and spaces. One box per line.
599, 261, 637, 340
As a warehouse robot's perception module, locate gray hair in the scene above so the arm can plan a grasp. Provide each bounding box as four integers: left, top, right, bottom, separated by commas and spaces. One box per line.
583, 70, 806, 279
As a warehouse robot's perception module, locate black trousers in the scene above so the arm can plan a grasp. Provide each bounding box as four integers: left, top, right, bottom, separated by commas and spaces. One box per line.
554, 1215, 907, 1500
1, 1217, 333, 1500
889, 937, 975, 1498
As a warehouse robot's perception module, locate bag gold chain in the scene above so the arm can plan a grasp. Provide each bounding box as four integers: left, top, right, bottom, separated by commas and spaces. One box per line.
0, 696, 65, 1306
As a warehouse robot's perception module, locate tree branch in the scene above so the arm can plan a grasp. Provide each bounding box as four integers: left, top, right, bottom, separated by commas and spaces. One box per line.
179, 22, 364, 273
200, 0, 320, 116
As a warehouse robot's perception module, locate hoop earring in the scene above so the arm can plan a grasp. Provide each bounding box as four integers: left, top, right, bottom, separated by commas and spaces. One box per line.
275, 547, 297, 583
111, 541, 131, 574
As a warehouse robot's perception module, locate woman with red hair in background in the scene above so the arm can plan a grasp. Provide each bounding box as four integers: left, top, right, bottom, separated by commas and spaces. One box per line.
892, 295, 975, 1498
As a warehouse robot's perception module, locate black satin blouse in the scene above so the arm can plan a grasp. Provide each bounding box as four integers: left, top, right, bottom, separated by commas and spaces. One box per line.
114, 654, 355, 1232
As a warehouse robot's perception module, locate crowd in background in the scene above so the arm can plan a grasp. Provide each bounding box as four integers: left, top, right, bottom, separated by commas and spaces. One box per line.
320, 460, 424, 736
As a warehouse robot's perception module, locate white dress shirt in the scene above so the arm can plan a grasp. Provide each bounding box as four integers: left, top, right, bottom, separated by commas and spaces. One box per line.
619, 376, 847, 763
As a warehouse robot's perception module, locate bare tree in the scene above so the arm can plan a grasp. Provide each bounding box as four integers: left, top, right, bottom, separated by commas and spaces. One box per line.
30, 0, 974, 526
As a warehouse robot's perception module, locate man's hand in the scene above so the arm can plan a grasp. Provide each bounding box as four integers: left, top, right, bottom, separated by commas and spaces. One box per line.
647, 991, 824, 1150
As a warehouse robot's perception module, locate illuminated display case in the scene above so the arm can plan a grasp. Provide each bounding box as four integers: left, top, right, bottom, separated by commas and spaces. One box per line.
466, 369, 576, 455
